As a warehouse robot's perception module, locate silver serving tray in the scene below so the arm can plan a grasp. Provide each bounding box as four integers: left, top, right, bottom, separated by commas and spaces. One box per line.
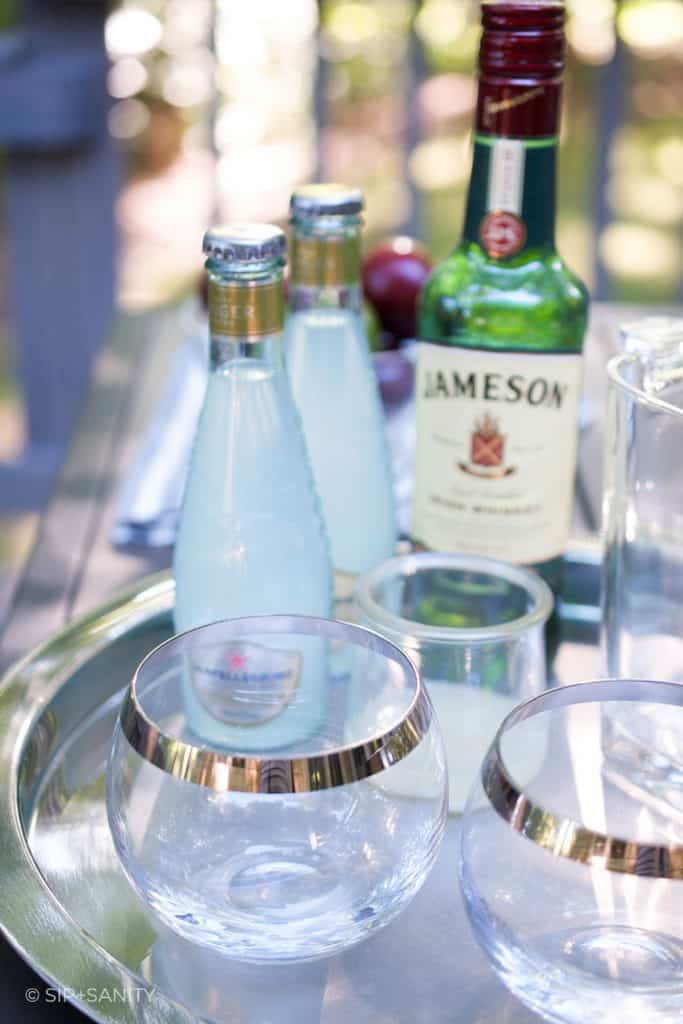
0, 565, 600, 1024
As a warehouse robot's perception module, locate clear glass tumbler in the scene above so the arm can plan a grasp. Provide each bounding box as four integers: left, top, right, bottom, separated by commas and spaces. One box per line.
603, 344, 683, 803
354, 552, 553, 812
106, 615, 447, 962
460, 678, 683, 1024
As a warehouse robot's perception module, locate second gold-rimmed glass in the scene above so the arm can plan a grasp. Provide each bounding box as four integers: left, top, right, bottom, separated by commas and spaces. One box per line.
460, 679, 683, 1024
354, 552, 553, 812
105, 615, 447, 963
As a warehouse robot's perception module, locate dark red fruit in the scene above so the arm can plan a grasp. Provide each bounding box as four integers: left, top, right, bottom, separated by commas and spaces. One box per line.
362, 237, 433, 340
373, 350, 415, 406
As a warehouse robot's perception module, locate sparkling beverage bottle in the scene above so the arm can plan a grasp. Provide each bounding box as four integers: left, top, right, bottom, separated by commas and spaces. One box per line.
173, 225, 333, 748
285, 185, 397, 610
412, 1, 588, 591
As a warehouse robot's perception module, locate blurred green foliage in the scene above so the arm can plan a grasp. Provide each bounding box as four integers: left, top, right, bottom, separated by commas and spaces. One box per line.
0, 0, 21, 32
320, 0, 683, 303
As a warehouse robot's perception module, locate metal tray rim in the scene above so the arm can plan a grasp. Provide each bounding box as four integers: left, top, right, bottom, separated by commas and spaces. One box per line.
0, 544, 601, 1023
0, 571, 196, 1024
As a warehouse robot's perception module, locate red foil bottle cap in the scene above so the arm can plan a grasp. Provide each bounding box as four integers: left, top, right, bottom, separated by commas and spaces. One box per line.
476, 1, 566, 137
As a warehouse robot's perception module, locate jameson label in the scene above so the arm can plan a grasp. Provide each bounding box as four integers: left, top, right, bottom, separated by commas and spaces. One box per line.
412, 342, 583, 564
291, 235, 360, 287
209, 279, 283, 339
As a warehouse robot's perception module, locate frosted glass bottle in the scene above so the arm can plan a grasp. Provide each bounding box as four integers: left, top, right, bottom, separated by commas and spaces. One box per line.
285, 185, 397, 610
173, 224, 333, 749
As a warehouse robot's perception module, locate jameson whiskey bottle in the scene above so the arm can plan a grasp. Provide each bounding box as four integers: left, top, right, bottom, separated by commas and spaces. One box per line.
412, 1, 588, 590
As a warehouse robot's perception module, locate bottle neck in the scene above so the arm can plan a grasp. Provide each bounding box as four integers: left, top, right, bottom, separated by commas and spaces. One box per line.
289, 282, 361, 314
206, 263, 285, 370
289, 222, 361, 313
462, 133, 557, 258
210, 335, 284, 371
463, 1, 564, 261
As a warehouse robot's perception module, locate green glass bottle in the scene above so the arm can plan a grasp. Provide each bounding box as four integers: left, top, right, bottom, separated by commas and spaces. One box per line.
412, 1, 588, 591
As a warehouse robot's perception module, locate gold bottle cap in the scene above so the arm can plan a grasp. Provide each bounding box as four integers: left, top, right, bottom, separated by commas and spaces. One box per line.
204, 224, 286, 339
290, 235, 361, 288
290, 184, 363, 288
208, 279, 284, 340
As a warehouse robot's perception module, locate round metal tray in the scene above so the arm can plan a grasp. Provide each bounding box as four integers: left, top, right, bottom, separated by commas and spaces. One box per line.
0, 572, 540, 1023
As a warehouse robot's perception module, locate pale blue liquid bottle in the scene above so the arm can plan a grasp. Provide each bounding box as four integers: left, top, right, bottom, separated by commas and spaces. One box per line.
173, 224, 333, 749
285, 186, 397, 612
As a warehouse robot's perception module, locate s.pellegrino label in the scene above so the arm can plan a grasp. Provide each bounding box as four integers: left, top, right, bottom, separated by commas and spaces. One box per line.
189, 641, 302, 727
412, 343, 583, 565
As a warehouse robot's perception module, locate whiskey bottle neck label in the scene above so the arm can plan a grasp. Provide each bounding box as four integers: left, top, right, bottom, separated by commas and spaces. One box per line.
476, 80, 562, 138
475, 3, 565, 138
463, 134, 557, 258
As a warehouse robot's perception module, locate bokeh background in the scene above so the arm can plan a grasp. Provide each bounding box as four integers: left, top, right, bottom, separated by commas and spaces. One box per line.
1, 0, 682, 601
107, 0, 681, 304
103, 0, 681, 305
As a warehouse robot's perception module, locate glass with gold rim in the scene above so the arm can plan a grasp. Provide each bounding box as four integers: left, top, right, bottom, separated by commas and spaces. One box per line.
106, 614, 448, 962
460, 678, 683, 1024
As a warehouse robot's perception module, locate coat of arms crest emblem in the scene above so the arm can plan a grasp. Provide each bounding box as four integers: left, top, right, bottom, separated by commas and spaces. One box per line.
459, 413, 516, 478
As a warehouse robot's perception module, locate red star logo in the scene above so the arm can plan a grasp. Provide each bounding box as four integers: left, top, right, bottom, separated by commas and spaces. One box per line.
227, 653, 248, 670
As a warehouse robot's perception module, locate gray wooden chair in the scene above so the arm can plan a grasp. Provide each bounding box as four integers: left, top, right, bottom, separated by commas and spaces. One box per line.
0, 0, 117, 511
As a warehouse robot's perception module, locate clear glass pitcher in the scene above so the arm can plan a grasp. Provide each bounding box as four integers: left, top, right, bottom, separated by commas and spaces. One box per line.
602, 336, 683, 809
